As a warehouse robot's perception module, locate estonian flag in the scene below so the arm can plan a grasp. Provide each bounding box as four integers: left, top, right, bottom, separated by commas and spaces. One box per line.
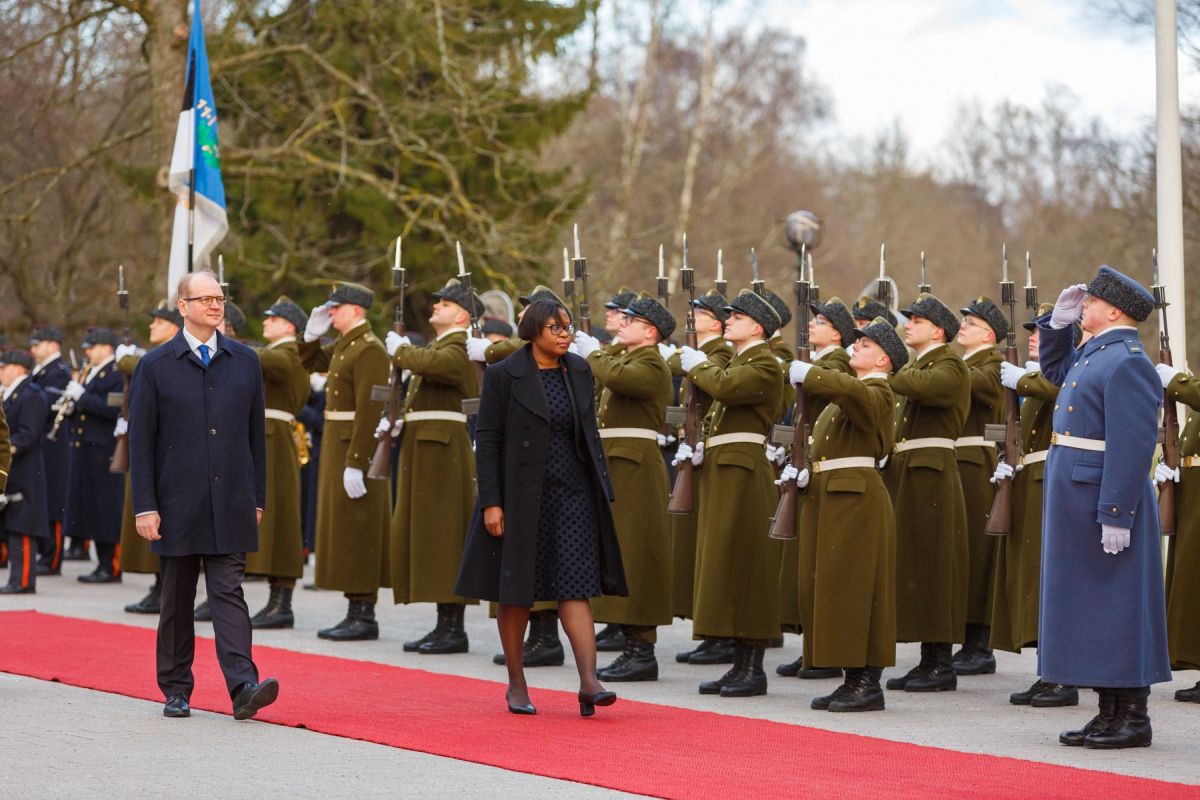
167, 0, 227, 299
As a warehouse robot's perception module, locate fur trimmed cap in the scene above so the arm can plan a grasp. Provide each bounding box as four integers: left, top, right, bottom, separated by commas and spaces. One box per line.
901, 293, 960, 341
223, 300, 247, 334
764, 289, 792, 329
852, 296, 897, 327
481, 318, 514, 338
960, 295, 1008, 340
1085, 264, 1154, 322
692, 288, 729, 323
148, 299, 183, 327
82, 327, 119, 348
0, 348, 34, 369
1023, 302, 1055, 332
852, 317, 909, 371
810, 297, 857, 345
605, 287, 638, 310
518, 285, 566, 307
327, 282, 375, 310
29, 326, 65, 344
432, 277, 486, 318
263, 296, 309, 333
623, 293, 676, 340
724, 289, 782, 338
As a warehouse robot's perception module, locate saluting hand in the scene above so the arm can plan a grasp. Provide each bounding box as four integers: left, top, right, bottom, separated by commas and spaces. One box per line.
135, 512, 162, 541
483, 506, 504, 538
1050, 284, 1088, 329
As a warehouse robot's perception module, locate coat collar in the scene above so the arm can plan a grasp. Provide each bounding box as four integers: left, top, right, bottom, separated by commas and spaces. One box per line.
1079, 325, 1140, 357
504, 344, 591, 422
171, 328, 232, 367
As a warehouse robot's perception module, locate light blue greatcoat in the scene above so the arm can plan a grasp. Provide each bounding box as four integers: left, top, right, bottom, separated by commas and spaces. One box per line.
1036, 321, 1171, 688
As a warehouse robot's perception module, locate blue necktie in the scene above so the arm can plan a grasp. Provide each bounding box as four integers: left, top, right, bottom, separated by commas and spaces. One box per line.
198, 343, 211, 368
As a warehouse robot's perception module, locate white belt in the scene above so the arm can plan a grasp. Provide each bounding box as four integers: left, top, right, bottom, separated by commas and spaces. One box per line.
1050, 433, 1105, 452
706, 432, 768, 449
1181, 455, 1200, 469
1021, 449, 1049, 466
955, 436, 995, 449
812, 456, 876, 474
324, 410, 356, 421
405, 411, 468, 424
264, 409, 295, 423
599, 427, 660, 442
894, 437, 956, 454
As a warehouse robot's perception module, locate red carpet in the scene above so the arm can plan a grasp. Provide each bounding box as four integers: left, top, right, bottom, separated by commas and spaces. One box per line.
0, 611, 1194, 799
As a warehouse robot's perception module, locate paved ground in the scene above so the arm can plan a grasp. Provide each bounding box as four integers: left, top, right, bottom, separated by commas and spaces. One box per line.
3, 558, 1198, 794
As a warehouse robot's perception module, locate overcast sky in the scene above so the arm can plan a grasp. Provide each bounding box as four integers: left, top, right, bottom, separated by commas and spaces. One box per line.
744, 0, 1200, 163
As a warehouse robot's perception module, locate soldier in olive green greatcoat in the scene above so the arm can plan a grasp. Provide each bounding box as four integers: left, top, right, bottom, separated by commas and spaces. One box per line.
786, 317, 906, 711
668, 290, 734, 666
777, 297, 855, 680
883, 293, 971, 693
990, 304, 1079, 708
383, 277, 482, 655
951, 297, 1006, 676
573, 293, 674, 681
245, 298, 312, 629
116, 300, 181, 614
298, 283, 391, 641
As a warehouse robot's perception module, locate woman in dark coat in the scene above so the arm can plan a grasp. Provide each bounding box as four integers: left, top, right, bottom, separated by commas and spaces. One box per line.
456, 300, 627, 716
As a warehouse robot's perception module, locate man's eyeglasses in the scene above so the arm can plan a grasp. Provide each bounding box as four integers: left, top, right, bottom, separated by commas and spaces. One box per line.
544, 322, 575, 337
621, 314, 649, 327
182, 296, 227, 307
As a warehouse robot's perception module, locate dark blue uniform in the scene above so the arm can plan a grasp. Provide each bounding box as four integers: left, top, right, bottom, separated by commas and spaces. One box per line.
2, 378, 49, 591
30, 355, 70, 571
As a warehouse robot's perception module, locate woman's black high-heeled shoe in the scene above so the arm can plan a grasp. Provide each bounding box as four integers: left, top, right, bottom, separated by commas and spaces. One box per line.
506, 689, 536, 715
578, 689, 617, 717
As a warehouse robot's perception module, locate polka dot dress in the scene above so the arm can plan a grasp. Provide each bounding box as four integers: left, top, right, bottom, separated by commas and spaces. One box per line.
533, 367, 603, 601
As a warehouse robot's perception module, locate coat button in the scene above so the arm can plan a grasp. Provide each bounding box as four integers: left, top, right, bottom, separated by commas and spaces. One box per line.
522, 441, 530, 448
212, 474, 220, 481
210, 428, 217, 435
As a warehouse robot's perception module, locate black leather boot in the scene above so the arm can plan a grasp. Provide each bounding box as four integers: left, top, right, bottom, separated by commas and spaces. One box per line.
905, 643, 957, 692
799, 663, 843, 679
829, 667, 885, 712
252, 585, 295, 629
598, 635, 658, 682
700, 645, 748, 695
951, 623, 996, 676
524, 611, 564, 667
1083, 692, 1152, 749
404, 606, 446, 652
811, 680, 854, 710
1060, 689, 1117, 746
419, 603, 468, 654
1031, 683, 1079, 708
721, 643, 767, 697
688, 638, 736, 665
62, 539, 90, 561
317, 600, 379, 641
124, 575, 162, 614
886, 642, 934, 690
1175, 681, 1200, 703
776, 654, 803, 676
1010, 679, 1050, 705
493, 611, 542, 665
193, 598, 212, 621
1, 535, 35, 593
595, 623, 625, 652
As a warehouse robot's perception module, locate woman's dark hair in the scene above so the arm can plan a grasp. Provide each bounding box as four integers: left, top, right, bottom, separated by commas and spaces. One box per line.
517, 298, 572, 341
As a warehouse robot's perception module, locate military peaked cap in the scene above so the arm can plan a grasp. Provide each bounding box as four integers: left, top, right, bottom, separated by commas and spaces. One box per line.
82, 327, 119, 348
29, 326, 65, 344
0, 348, 34, 369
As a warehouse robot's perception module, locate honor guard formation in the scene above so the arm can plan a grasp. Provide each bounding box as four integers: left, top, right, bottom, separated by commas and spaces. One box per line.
1, 235, 1196, 750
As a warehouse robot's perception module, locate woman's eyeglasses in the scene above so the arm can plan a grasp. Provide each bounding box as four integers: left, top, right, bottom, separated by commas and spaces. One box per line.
544, 323, 575, 337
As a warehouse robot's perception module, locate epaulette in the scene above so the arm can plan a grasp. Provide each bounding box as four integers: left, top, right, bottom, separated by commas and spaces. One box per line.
1123, 339, 1143, 355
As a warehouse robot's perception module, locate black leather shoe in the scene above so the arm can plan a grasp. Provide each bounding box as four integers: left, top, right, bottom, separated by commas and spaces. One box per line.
506, 688, 536, 715
595, 623, 625, 652
1010, 680, 1050, 705
124, 590, 161, 614
829, 667, 885, 712
317, 601, 379, 641
0, 584, 34, 594
419, 604, 468, 654
776, 655, 803, 676
598, 638, 658, 682
78, 568, 121, 584
578, 689, 616, 717
905, 644, 957, 692
232, 678, 279, 720
1060, 690, 1117, 746
1083, 694, 1151, 749
36, 563, 60, 576
163, 694, 190, 718
720, 644, 767, 698
193, 599, 212, 621
1175, 681, 1200, 703
688, 638, 735, 665
62, 543, 89, 561
1031, 684, 1079, 708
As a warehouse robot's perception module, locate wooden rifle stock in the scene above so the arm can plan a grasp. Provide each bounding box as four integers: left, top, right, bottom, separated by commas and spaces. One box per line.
110, 275, 132, 474
368, 256, 407, 481
985, 342, 1020, 535
768, 267, 811, 541
668, 262, 698, 515
1159, 346, 1179, 535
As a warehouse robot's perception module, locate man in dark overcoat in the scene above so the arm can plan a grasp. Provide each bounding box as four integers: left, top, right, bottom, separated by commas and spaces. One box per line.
0, 350, 49, 593
1038, 266, 1171, 749
130, 270, 277, 721
29, 326, 71, 575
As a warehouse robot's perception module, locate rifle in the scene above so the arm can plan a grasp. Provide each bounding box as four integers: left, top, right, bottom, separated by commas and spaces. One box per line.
456, 241, 486, 388
768, 244, 812, 540
750, 248, 765, 298
572, 224, 591, 334
368, 236, 407, 481
657, 243, 670, 309
714, 249, 727, 298
668, 234, 698, 515
877, 244, 892, 307
109, 264, 132, 473
1154, 249, 1180, 536
562, 247, 578, 322
806, 249, 819, 304
918, 250, 931, 294
986, 244, 1020, 535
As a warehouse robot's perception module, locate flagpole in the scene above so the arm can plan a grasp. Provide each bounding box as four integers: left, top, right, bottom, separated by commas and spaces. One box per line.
1156, 0, 1186, 372
188, 167, 195, 273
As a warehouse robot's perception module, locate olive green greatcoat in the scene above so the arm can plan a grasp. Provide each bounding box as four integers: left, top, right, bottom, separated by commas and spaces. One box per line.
990, 371, 1058, 653
116, 354, 158, 574
484, 336, 521, 365
1164, 372, 1200, 669
388, 329, 478, 604
958, 347, 1004, 626
781, 345, 853, 629
884, 344, 970, 643
588, 344, 674, 627
798, 369, 897, 668
246, 339, 310, 578
298, 321, 391, 594
689, 340, 785, 641
666, 335, 734, 618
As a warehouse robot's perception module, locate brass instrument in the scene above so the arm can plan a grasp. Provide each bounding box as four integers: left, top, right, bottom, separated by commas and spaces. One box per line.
47, 362, 93, 442
293, 421, 311, 467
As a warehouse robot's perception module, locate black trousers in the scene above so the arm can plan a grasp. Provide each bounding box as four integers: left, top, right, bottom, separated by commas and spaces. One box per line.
157, 553, 258, 701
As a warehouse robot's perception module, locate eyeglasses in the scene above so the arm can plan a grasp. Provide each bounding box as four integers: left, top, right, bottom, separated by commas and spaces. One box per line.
811, 318, 830, 327
620, 314, 648, 327
182, 296, 227, 307
544, 323, 575, 337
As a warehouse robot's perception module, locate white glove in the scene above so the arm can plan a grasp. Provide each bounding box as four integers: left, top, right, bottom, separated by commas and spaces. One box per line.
63, 381, 84, 401
113, 417, 128, 437
789, 359, 813, 386
466, 337, 491, 362
1000, 361, 1032, 390
877, 455, 889, 470
1156, 363, 1184, 389
385, 331, 411, 357
692, 441, 705, 466
115, 343, 138, 362
657, 342, 677, 361
990, 460, 1023, 484
678, 346, 708, 372
343, 467, 367, 499
375, 415, 391, 440
574, 330, 601, 359
309, 372, 328, 393
1024, 361, 1040, 373
672, 443, 694, 466
1155, 462, 1181, 484
304, 305, 333, 342
656, 432, 675, 447
1050, 284, 1088, 329
775, 463, 810, 488
765, 444, 787, 466
1101, 524, 1130, 555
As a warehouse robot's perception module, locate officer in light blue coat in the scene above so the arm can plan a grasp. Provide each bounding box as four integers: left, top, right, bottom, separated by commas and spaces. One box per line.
1036, 265, 1171, 750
